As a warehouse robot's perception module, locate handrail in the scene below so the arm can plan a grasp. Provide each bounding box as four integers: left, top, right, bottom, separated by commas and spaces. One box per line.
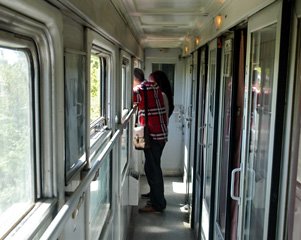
40, 107, 136, 240
121, 106, 136, 125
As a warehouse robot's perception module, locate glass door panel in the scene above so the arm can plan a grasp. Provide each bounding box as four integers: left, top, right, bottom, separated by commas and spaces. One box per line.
204, 48, 216, 207
194, 47, 207, 239
201, 39, 219, 240
243, 24, 277, 240
215, 37, 234, 239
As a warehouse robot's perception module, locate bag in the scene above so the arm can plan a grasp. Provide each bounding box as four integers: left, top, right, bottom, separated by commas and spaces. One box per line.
133, 85, 150, 150
133, 125, 151, 150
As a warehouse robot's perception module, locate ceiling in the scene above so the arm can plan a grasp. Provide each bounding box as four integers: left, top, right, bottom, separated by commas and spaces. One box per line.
113, 0, 228, 49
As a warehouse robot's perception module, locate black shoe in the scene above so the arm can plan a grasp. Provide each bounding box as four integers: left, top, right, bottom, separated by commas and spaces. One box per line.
138, 204, 163, 213
141, 192, 150, 199
138, 205, 162, 213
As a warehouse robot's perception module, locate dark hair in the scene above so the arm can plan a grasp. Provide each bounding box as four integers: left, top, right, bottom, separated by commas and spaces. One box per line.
149, 70, 174, 117
133, 68, 145, 82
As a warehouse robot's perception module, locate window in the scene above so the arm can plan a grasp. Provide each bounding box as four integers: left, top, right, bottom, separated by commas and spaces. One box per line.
90, 53, 108, 139
90, 49, 112, 153
0, 46, 35, 238
120, 57, 131, 174
88, 44, 113, 238
121, 58, 130, 110
64, 51, 86, 181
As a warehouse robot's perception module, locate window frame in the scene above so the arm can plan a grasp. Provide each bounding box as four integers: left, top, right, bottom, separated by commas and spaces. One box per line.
87, 40, 115, 167
121, 55, 131, 112
86, 30, 116, 238
0, 5, 61, 237
89, 48, 111, 141
119, 52, 132, 176
0, 32, 39, 240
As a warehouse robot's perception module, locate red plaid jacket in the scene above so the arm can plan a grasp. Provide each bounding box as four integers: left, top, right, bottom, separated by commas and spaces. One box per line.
133, 81, 168, 142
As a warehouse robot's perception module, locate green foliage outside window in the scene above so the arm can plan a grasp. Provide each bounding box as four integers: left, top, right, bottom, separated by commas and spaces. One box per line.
0, 48, 34, 219
90, 54, 101, 123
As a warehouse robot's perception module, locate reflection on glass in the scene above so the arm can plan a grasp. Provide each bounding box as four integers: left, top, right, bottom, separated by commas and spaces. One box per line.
202, 47, 216, 240
217, 40, 233, 236
244, 24, 276, 240
0, 47, 34, 237
89, 156, 111, 239
65, 52, 86, 179
204, 49, 216, 207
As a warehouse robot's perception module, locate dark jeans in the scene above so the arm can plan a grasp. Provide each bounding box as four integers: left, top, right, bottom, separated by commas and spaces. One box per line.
143, 139, 166, 211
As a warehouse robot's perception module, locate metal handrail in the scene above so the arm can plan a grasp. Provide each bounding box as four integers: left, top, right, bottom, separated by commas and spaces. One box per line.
40, 107, 136, 240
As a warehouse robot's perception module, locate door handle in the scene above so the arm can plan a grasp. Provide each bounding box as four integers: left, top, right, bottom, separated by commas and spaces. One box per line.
230, 167, 241, 205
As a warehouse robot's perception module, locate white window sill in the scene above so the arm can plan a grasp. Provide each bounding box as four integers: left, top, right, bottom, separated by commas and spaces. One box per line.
5, 199, 57, 240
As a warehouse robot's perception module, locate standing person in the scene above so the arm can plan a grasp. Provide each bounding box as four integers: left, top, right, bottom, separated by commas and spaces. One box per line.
140, 70, 175, 199
149, 70, 174, 118
133, 68, 168, 213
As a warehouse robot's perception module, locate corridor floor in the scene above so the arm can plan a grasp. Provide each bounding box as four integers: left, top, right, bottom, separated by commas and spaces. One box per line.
127, 176, 195, 240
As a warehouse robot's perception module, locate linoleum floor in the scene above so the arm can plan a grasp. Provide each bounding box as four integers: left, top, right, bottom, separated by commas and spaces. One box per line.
127, 176, 195, 240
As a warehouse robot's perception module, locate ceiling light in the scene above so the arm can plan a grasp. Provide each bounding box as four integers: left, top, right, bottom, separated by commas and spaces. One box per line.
184, 46, 189, 54
214, 15, 223, 30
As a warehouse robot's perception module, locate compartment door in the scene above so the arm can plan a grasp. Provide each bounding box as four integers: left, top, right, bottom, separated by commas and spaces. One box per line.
237, 2, 282, 240
214, 35, 234, 240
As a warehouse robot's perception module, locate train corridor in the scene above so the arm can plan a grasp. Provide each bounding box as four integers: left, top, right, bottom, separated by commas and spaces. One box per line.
127, 176, 195, 240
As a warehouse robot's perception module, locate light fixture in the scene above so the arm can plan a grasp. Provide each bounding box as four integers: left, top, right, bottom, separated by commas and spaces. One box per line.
184, 46, 189, 54
195, 36, 200, 45
214, 15, 222, 30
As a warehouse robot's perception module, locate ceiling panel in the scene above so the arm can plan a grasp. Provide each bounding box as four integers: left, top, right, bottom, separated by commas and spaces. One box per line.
140, 15, 196, 25
113, 0, 228, 48
133, 0, 212, 11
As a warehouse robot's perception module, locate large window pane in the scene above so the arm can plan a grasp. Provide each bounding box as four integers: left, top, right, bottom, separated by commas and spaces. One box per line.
65, 52, 86, 181
217, 39, 233, 236
89, 156, 111, 239
244, 24, 276, 240
0, 47, 35, 237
